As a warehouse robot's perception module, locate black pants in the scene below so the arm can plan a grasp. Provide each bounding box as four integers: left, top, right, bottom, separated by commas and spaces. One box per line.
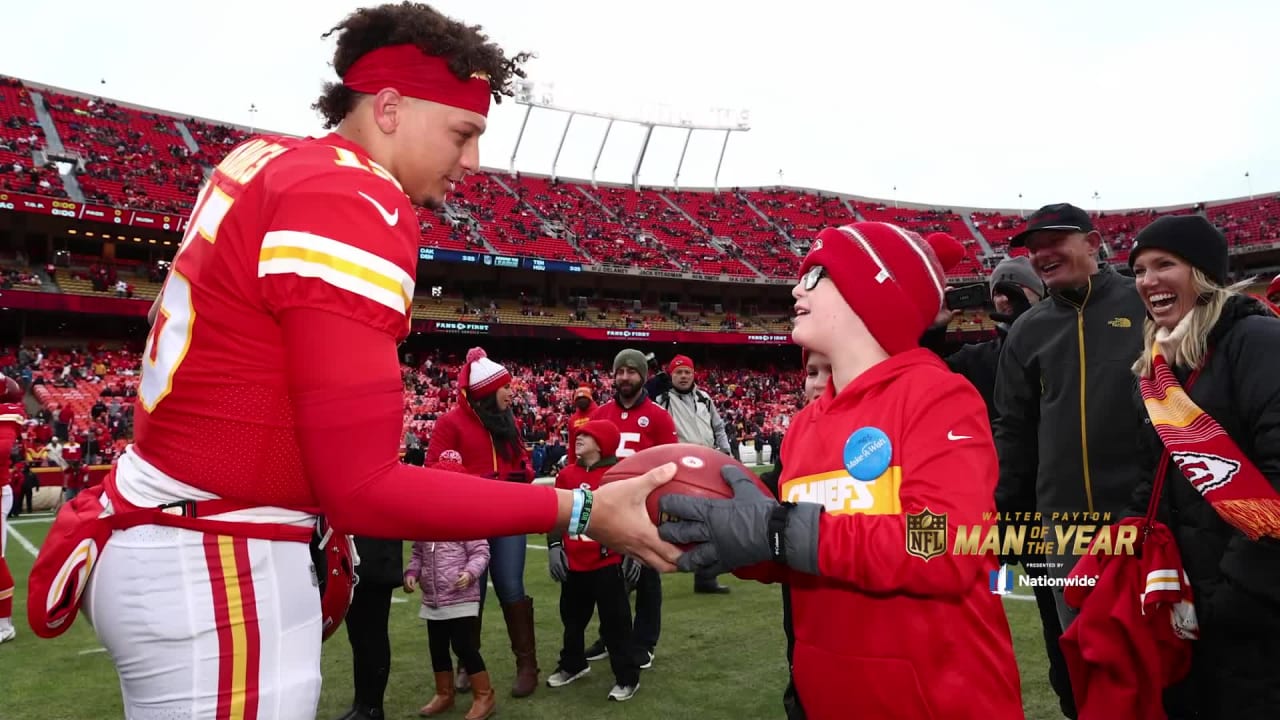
561, 565, 639, 687
344, 582, 396, 713
427, 617, 486, 675
592, 565, 660, 659
1025, 562, 1077, 719
694, 568, 722, 590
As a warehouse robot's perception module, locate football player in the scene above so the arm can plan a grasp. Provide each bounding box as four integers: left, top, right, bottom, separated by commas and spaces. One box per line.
0, 374, 23, 644
51, 5, 679, 719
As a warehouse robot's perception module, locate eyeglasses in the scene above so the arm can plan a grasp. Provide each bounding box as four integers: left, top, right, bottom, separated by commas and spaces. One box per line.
801, 265, 827, 291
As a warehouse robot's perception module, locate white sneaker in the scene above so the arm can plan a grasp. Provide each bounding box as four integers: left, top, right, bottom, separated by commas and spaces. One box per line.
0, 625, 16, 644
608, 683, 639, 702
546, 666, 590, 688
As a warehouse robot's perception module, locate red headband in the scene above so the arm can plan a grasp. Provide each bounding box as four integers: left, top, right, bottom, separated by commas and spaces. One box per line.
342, 44, 492, 117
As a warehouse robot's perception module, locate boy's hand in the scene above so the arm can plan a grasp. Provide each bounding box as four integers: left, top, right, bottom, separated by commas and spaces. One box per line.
403, 575, 418, 593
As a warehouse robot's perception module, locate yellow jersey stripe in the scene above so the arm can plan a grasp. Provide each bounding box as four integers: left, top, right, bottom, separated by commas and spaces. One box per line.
259, 235, 414, 315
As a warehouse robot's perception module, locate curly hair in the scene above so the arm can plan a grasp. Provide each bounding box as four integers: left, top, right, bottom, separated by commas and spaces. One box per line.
313, 2, 532, 129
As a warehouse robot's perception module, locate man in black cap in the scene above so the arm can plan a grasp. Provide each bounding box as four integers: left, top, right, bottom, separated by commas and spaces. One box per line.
992, 204, 1148, 648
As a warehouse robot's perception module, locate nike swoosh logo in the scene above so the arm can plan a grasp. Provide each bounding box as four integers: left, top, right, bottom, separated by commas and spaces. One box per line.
358, 191, 399, 226
947, 431, 972, 441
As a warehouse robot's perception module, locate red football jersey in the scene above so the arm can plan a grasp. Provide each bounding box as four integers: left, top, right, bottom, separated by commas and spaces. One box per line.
0, 401, 24, 479
129, 133, 420, 509
588, 396, 678, 458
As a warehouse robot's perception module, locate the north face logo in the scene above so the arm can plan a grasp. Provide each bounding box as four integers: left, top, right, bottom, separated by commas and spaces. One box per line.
1171, 451, 1240, 494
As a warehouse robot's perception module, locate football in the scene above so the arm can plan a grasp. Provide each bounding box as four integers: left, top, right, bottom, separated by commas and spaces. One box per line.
601, 443, 773, 526
1, 374, 21, 403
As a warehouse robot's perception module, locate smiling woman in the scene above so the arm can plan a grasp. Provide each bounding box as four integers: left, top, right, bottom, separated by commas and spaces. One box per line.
1126, 214, 1280, 720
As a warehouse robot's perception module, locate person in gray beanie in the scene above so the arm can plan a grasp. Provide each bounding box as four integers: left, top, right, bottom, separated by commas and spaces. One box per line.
989, 256, 1046, 324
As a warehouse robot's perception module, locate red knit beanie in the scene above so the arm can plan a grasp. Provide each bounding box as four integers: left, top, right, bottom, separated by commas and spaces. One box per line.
925, 232, 965, 273
576, 420, 621, 459
799, 222, 947, 356
460, 347, 512, 399
667, 355, 694, 374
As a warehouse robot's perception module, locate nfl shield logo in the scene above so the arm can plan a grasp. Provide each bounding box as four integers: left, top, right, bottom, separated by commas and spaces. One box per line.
905, 508, 948, 561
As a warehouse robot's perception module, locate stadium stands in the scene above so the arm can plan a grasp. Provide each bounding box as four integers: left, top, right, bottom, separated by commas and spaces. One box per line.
1, 73, 1278, 287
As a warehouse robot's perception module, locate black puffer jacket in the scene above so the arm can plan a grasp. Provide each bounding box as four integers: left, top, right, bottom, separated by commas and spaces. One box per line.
1128, 294, 1280, 719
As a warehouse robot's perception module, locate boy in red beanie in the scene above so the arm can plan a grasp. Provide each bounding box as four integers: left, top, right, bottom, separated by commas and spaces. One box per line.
547, 420, 641, 703
658, 222, 1023, 720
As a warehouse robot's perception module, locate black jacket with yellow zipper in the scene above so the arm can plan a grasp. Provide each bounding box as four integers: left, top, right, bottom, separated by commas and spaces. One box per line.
993, 264, 1147, 533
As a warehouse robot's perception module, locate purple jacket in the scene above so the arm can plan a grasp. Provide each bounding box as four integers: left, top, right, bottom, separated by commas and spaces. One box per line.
406, 539, 490, 610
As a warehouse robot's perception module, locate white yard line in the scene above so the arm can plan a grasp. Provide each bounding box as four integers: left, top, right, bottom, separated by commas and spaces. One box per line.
9, 516, 55, 526
5, 523, 40, 557
78, 647, 109, 655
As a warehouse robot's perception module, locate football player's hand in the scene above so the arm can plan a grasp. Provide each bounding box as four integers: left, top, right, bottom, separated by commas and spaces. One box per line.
586, 463, 682, 572
548, 544, 569, 583
454, 572, 473, 589
621, 556, 643, 586
403, 575, 418, 593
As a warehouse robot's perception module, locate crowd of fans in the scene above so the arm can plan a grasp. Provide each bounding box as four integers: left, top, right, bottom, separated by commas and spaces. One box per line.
401, 348, 798, 474
1, 342, 801, 485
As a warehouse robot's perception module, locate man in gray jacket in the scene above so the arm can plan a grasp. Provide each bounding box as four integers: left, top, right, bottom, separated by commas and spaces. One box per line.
993, 203, 1147, 631
653, 354, 732, 594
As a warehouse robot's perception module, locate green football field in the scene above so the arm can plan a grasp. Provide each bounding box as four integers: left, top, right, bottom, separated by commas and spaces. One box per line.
2, 486, 1068, 720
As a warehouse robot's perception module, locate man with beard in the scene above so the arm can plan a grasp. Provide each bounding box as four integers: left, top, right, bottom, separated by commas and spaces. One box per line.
426, 347, 540, 699
566, 386, 597, 465
583, 349, 678, 669
654, 355, 733, 594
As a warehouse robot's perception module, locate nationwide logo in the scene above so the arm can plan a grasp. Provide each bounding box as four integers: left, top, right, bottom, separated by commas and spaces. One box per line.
989, 564, 1015, 595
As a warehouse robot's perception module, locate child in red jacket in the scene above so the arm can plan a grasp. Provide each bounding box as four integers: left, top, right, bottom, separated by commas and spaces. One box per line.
658, 222, 1023, 720
405, 456, 494, 720
546, 420, 641, 702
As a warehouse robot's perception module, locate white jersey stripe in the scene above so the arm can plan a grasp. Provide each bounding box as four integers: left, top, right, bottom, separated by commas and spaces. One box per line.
260, 230, 414, 299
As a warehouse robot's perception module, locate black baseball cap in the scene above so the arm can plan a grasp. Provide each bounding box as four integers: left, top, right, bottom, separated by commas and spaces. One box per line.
1010, 203, 1094, 248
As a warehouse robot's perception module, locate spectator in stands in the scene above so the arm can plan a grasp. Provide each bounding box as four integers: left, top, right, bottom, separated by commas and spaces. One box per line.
565, 386, 597, 465
425, 348, 540, 699
1124, 216, 1280, 720
54, 402, 72, 440
653, 355, 733, 595
994, 203, 1147, 632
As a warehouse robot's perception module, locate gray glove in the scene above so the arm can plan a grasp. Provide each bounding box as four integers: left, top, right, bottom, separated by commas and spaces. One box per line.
621, 556, 642, 586
548, 542, 568, 583
658, 465, 823, 575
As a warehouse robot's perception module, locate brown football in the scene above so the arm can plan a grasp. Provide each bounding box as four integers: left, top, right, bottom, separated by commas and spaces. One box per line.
600, 443, 773, 527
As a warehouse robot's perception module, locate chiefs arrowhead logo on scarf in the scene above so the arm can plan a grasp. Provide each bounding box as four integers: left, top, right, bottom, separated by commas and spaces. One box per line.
1141, 344, 1280, 540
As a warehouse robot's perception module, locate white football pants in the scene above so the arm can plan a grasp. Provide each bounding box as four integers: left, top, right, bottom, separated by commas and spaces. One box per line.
83, 523, 322, 720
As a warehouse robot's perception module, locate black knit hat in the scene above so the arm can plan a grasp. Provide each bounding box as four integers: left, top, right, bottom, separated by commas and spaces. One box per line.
1128, 215, 1229, 286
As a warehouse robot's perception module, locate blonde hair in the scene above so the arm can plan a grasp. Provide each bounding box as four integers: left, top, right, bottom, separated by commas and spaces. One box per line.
1132, 268, 1255, 377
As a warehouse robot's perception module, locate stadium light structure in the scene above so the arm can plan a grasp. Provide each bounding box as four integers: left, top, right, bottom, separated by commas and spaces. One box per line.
509, 81, 750, 192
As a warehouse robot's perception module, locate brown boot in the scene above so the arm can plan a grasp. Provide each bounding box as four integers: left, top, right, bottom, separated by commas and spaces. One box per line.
464, 671, 496, 720
418, 671, 456, 717
501, 596, 539, 697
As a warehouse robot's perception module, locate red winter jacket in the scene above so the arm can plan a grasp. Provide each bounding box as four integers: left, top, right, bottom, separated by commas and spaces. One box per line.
735, 349, 1023, 720
425, 391, 534, 483
1061, 519, 1196, 720
553, 457, 621, 572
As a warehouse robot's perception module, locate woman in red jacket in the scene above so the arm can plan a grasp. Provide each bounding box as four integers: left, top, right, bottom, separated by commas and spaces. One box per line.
659, 222, 1023, 720
425, 348, 539, 698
